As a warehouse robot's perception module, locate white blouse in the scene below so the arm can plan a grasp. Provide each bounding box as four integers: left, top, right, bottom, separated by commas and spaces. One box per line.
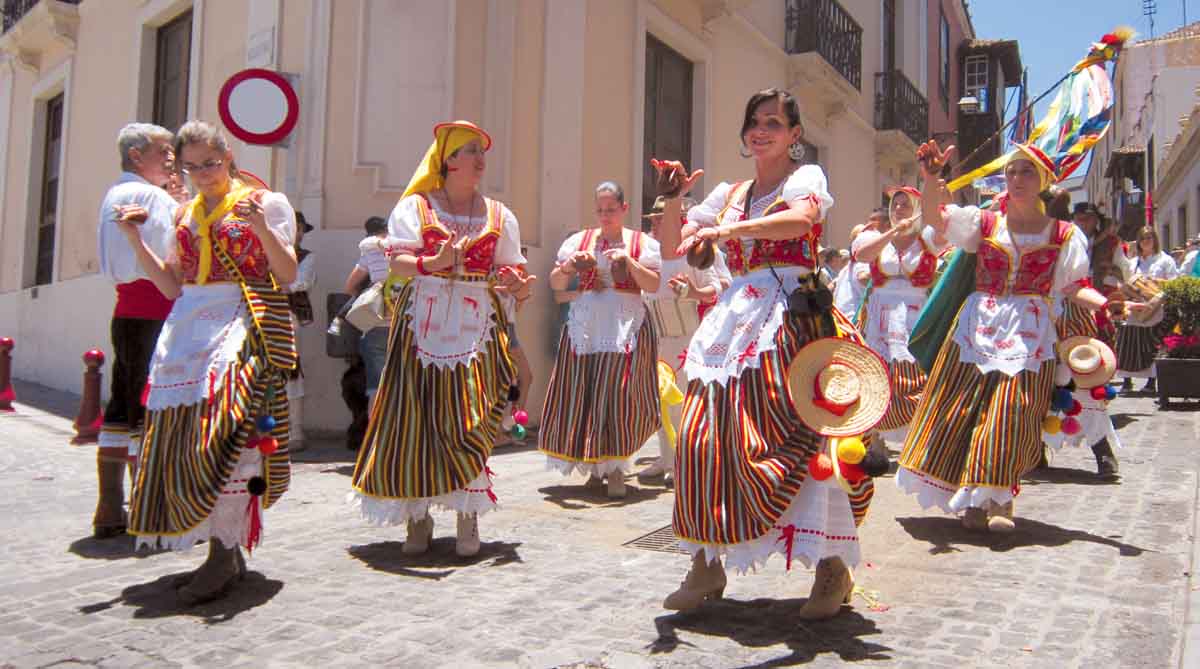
97, 172, 179, 284
1134, 251, 1179, 280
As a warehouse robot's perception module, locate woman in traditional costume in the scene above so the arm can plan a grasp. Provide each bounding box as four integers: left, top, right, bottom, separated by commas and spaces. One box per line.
664, 88, 882, 620
1115, 225, 1178, 393
851, 187, 950, 444
897, 140, 1108, 532
541, 182, 663, 498
120, 121, 298, 605
349, 121, 532, 557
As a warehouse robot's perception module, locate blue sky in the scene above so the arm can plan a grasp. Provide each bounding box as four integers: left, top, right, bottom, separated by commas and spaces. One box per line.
968, 0, 1195, 131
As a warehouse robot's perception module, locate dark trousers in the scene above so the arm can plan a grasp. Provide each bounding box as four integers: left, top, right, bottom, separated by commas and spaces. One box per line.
102, 317, 165, 433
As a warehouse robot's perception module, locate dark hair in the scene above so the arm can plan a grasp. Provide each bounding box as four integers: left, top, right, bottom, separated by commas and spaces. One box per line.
595, 181, 625, 205
739, 88, 804, 158
364, 216, 387, 235
868, 207, 889, 221
1040, 187, 1072, 221
1137, 225, 1161, 254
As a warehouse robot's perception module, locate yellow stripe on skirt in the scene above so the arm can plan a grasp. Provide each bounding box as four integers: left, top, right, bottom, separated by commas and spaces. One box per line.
351, 281, 515, 500
672, 307, 874, 547
539, 317, 660, 469
876, 359, 926, 434
898, 309, 1054, 493
130, 336, 291, 538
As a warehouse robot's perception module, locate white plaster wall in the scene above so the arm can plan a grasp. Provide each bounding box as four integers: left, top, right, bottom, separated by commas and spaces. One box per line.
1158, 149, 1200, 244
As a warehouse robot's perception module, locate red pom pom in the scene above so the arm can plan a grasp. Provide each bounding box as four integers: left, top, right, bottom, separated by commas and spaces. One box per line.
1066, 400, 1083, 417
513, 409, 529, 426
1061, 416, 1081, 436
1090, 386, 1108, 401
244, 435, 262, 450
839, 461, 867, 484
257, 436, 279, 456
808, 452, 833, 481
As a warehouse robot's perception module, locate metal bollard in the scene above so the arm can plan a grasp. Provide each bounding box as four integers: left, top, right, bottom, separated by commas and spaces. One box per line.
71, 349, 105, 445
0, 337, 14, 412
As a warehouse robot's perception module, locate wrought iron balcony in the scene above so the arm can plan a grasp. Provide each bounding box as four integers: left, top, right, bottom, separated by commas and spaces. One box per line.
874, 70, 929, 146
2, 0, 80, 34
785, 0, 863, 90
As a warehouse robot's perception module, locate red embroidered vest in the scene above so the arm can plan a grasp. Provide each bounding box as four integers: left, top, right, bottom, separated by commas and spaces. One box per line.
974, 211, 1073, 296
575, 228, 646, 294
717, 180, 821, 277
869, 235, 939, 289
177, 204, 273, 283
413, 195, 503, 278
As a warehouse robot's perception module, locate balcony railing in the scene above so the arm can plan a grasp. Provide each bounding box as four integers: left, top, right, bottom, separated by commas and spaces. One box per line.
785, 0, 863, 90
874, 70, 929, 145
2, 0, 80, 34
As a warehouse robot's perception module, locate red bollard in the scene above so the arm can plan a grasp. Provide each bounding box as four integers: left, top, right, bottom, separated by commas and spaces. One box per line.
0, 337, 14, 412
71, 349, 105, 445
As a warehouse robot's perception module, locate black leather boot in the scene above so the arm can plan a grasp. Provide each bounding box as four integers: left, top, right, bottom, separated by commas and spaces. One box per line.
1092, 438, 1119, 481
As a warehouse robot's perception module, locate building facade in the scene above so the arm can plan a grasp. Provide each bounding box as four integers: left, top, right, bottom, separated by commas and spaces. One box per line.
0, 0, 961, 432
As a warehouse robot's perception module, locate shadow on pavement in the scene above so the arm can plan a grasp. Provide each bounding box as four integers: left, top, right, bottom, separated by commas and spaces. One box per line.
538, 480, 671, 510
8, 379, 81, 422
1023, 466, 1117, 486
78, 570, 282, 623
651, 597, 891, 665
895, 515, 1146, 557
67, 534, 169, 561
347, 539, 523, 579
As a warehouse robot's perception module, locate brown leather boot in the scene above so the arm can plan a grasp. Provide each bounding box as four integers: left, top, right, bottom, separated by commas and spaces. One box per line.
798, 557, 854, 620
663, 552, 727, 611
961, 506, 988, 531
986, 500, 1016, 533
178, 540, 242, 606
92, 450, 128, 539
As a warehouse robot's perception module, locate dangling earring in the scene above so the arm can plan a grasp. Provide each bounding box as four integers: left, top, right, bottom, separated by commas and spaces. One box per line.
739, 144, 753, 159
789, 140, 805, 162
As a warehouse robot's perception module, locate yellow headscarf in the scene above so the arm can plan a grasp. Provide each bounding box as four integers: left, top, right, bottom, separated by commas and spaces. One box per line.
1009, 143, 1055, 193
401, 121, 492, 199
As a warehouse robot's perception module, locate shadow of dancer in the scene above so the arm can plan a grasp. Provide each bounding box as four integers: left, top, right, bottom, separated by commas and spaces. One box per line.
651, 597, 892, 665
347, 539, 523, 580
77, 569, 283, 623
896, 515, 1147, 557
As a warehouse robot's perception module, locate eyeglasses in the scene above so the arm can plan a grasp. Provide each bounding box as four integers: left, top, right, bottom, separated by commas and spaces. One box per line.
180, 159, 225, 175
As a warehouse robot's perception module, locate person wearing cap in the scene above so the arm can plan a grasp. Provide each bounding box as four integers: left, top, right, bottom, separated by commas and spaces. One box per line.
1071, 202, 1131, 347
349, 120, 533, 557
1115, 225, 1179, 394
897, 140, 1108, 533
120, 120, 299, 605
851, 186, 951, 446
94, 123, 180, 539
282, 211, 317, 452
833, 211, 884, 318
541, 180, 663, 498
637, 191, 731, 484
664, 88, 877, 620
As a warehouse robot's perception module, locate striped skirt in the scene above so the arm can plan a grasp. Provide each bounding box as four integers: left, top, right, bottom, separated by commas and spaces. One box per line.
129, 324, 291, 552
672, 307, 874, 574
350, 282, 515, 525
1057, 300, 1101, 340
539, 318, 660, 477
897, 315, 1054, 513
1116, 321, 1171, 376
876, 360, 926, 441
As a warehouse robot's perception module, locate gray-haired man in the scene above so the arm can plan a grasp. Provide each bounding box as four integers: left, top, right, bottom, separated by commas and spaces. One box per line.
92, 123, 180, 538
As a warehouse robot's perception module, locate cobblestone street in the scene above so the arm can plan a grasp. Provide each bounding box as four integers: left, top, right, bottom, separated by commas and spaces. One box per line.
0, 380, 1197, 669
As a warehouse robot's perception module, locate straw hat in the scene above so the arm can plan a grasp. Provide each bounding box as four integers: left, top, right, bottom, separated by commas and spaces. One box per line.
787, 338, 891, 437
1058, 336, 1116, 389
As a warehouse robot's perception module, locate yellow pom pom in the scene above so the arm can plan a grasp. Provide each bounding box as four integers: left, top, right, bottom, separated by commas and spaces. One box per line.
836, 437, 866, 465
1042, 415, 1062, 435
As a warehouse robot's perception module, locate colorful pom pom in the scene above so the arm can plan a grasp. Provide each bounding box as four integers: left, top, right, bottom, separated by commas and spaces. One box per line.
257, 436, 279, 456
244, 435, 261, 450
808, 452, 833, 481
1065, 400, 1083, 417
510, 424, 527, 440
1104, 385, 1118, 400
836, 437, 866, 465
256, 415, 277, 433
513, 409, 529, 426
1061, 416, 1081, 436
1042, 415, 1062, 434
839, 461, 867, 484
247, 476, 267, 496
1090, 386, 1108, 401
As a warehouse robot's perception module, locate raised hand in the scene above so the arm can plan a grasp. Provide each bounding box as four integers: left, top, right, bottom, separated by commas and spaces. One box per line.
233, 191, 267, 230
651, 158, 704, 198
916, 140, 955, 182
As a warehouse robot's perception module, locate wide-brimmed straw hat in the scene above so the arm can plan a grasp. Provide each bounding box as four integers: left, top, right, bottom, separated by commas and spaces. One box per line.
1059, 336, 1116, 389
787, 338, 891, 437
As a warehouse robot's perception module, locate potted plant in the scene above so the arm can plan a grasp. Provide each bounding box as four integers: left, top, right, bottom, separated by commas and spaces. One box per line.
1156, 276, 1200, 407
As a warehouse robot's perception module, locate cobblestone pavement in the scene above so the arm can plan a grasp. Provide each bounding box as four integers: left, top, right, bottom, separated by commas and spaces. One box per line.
0, 380, 1197, 669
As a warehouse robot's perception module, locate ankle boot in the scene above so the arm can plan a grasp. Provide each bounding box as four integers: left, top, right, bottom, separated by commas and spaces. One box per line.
1091, 438, 1120, 481
961, 506, 988, 531
456, 513, 481, 557
402, 515, 434, 555
585, 474, 604, 490
798, 557, 854, 620
93, 451, 128, 539
606, 471, 627, 499
1141, 378, 1157, 393
986, 500, 1015, 533
663, 552, 727, 611
178, 540, 242, 606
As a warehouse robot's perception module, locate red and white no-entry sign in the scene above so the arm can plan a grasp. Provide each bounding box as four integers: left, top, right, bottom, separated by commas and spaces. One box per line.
217, 68, 299, 145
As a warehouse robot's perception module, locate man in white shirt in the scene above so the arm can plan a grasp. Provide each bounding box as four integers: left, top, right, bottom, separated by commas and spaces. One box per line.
93, 123, 180, 538
1179, 238, 1198, 276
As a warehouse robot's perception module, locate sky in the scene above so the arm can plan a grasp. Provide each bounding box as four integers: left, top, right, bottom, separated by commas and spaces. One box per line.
967, 0, 1196, 148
